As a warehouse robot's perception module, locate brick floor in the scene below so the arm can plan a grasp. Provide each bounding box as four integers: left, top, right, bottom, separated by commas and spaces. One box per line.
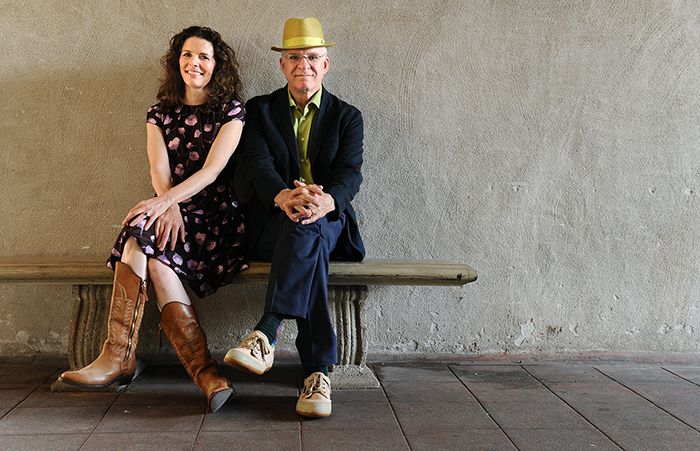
0, 360, 698, 450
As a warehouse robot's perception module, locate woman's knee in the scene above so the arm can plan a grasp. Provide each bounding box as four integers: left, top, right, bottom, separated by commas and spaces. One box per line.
147, 258, 169, 284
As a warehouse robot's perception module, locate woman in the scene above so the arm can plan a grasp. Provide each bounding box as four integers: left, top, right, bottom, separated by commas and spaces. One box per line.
58, 26, 247, 413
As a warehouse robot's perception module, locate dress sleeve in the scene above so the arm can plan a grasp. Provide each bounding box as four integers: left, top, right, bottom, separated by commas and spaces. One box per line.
145, 104, 164, 129
220, 100, 245, 125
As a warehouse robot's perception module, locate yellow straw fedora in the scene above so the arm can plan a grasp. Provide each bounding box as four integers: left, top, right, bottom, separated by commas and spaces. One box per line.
271, 17, 335, 51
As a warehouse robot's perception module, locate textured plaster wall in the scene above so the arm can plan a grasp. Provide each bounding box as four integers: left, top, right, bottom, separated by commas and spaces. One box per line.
1, 0, 698, 358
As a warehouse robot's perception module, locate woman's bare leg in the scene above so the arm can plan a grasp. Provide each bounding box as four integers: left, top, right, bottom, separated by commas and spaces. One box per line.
122, 237, 147, 278
147, 258, 191, 309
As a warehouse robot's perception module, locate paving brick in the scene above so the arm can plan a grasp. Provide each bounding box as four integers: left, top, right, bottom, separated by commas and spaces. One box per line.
0, 365, 57, 389
232, 380, 299, 398
302, 427, 408, 451
373, 364, 455, 382
595, 365, 700, 429
606, 428, 700, 450
113, 384, 207, 408
82, 431, 195, 451
663, 365, 700, 385
0, 433, 88, 451
451, 365, 544, 390
330, 388, 386, 403
94, 403, 204, 433
0, 406, 108, 434
525, 364, 696, 437
0, 388, 34, 408
406, 429, 516, 451
195, 430, 301, 450
505, 427, 620, 451
20, 384, 117, 408
300, 400, 400, 431
390, 399, 499, 433
381, 380, 477, 404
200, 399, 299, 432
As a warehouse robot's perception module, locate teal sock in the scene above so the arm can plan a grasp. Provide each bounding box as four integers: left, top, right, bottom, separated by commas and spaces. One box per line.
305, 366, 329, 377
254, 313, 283, 345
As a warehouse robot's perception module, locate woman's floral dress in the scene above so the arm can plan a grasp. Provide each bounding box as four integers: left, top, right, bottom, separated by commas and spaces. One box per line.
107, 100, 248, 297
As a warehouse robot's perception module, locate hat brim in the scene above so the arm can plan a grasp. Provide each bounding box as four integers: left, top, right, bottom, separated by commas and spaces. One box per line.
271, 42, 335, 52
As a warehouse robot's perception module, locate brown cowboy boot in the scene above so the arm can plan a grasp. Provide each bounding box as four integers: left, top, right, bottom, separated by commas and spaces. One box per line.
58, 261, 148, 389
160, 301, 234, 412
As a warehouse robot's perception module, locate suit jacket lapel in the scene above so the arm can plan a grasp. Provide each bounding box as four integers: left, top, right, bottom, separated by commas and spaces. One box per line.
272, 87, 299, 166
308, 86, 333, 163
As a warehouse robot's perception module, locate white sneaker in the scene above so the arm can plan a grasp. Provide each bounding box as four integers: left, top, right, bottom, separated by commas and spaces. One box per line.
296, 372, 332, 418
223, 330, 274, 375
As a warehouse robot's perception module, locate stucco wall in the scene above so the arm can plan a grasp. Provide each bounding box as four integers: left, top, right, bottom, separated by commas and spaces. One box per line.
1, 0, 698, 358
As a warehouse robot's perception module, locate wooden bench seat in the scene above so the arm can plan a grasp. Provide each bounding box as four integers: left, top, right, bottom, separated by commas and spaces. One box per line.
0, 257, 477, 388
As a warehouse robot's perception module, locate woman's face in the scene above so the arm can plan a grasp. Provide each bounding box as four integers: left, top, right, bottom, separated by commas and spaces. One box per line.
179, 37, 216, 91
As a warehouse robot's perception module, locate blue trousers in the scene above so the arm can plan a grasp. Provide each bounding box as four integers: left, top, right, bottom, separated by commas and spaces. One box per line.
254, 212, 345, 367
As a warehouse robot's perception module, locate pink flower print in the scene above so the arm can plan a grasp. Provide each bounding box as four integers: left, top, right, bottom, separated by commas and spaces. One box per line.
228, 105, 241, 116
175, 107, 182, 113
157, 255, 170, 266
237, 223, 245, 233
174, 164, 185, 176
194, 218, 201, 224
163, 115, 172, 125
165, 128, 170, 134
212, 226, 220, 235
168, 137, 181, 150
189, 151, 200, 161
147, 118, 157, 124
195, 232, 206, 245
203, 124, 213, 132
186, 142, 193, 149
183, 242, 191, 252
192, 209, 204, 215
111, 249, 121, 257
219, 202, 228, 211
216, 265, 224, 274
206, 241, 216, 251
194, 129, 201, 138
187, 259, 198, 270
178, 127, 185, 134
172, 253, 183, 265
185, 115, 198, 126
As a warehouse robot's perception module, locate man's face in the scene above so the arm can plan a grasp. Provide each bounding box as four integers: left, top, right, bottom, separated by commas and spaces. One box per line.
280, 47, 329, 97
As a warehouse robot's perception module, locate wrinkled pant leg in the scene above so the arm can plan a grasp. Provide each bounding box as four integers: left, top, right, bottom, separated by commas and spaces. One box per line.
258, 213, 344, 367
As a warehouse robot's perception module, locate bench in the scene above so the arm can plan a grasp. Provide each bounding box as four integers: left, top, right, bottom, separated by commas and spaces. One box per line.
0, 257, 477, 388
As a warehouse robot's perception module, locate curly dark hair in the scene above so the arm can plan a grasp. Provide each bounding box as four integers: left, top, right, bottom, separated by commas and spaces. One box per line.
157, 26, 243, 110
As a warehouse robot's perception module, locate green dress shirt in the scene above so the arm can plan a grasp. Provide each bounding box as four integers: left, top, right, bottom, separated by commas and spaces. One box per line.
289, 88, 322, 184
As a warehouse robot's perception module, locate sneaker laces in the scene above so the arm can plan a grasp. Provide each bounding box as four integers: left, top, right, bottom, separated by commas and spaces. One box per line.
301, 373, 330, 399
240, 332, 272, 359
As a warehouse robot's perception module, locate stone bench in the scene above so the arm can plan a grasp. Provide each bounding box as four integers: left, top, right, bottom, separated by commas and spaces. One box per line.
0, 257, 477, 388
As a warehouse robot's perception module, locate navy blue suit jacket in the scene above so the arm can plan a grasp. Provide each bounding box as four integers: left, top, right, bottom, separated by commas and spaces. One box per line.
235, 86, 365, 261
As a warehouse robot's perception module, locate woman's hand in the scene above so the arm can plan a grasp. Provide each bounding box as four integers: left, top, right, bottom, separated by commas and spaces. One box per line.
155, 205, 186, 251
122, 195, 174, 230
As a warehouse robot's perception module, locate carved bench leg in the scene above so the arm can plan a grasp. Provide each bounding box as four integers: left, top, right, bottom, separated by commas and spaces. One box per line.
67, 284, 111, 370
329, 285, 379, 389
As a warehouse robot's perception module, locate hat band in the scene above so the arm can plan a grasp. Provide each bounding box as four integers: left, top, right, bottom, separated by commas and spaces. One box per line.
282, 36, 327, 48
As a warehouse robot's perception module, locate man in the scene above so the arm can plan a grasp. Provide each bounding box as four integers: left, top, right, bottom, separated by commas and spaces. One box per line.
225, 17, 364, 418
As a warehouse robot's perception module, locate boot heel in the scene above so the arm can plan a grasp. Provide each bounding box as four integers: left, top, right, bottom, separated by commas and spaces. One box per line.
209, 387, 235, 413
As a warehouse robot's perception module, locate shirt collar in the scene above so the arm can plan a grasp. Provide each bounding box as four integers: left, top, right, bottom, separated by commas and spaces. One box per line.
288, 86, 323, 111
